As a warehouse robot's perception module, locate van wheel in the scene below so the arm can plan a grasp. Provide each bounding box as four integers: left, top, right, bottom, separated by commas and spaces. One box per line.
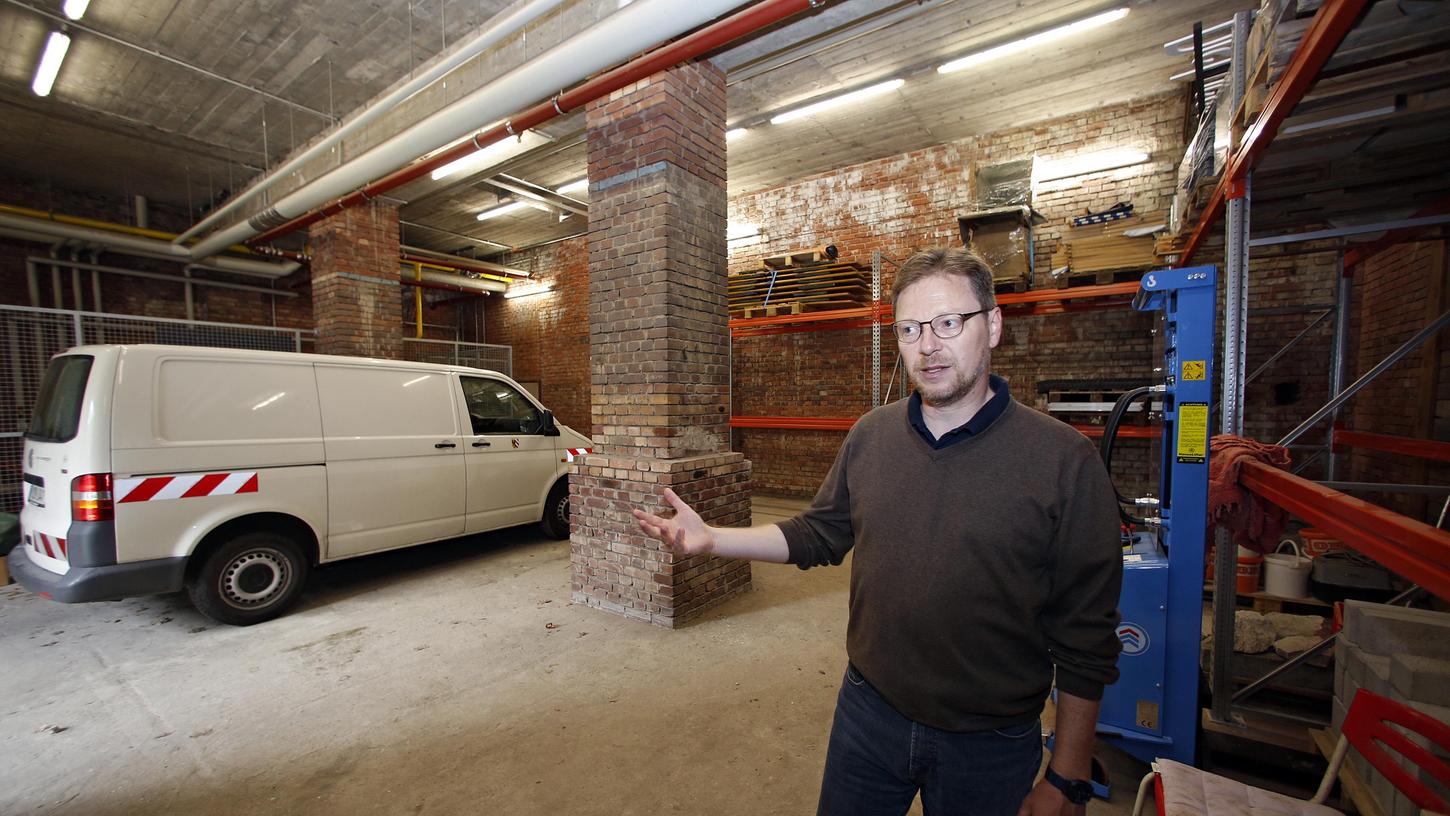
540, 480, 571, 540
187, 532, 308, 626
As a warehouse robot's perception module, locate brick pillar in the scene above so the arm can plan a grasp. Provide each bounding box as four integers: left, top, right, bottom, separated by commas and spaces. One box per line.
309, 201, 402, 358
571, 61, 752, 627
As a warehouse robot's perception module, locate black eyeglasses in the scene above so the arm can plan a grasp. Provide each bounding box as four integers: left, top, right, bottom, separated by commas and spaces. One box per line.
892, 310, 988, 343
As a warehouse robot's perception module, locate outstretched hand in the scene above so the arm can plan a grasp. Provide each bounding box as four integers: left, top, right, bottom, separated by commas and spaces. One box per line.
632, 488, 714, 556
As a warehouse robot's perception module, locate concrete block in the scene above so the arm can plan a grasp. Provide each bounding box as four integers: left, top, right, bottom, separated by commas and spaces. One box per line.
1342, 642, 1393, 697
1343, 601, 1450, 660
1335, 656, 1346, 703
1390, 654, 1450, 707
1333, 692, 1350, 734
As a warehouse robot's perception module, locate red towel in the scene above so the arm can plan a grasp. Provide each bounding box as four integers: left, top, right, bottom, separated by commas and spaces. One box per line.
1208, 435, 1292, 553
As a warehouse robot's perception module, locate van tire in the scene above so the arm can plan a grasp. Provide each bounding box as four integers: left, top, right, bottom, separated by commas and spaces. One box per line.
187, 532, 308, 626
540, 480, 570, 540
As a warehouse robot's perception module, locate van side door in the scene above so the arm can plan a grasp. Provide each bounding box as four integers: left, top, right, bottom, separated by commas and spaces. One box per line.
457, 375, 560, 532
316, 365, 464, 558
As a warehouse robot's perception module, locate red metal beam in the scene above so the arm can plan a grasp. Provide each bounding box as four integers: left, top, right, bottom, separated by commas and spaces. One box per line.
1073, 424, 1157, 439
247, 0, 818, 246
730, 416, 857, 431
1333, 430, 1450, 463
1178, 0, 1369, 266
1239, 459, 1450, 601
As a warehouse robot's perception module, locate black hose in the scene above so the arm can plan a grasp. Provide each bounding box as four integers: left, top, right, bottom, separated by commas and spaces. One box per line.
1100, 386, 1154, 526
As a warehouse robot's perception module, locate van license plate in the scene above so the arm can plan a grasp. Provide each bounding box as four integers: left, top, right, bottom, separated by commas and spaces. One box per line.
27, 485, 44, 507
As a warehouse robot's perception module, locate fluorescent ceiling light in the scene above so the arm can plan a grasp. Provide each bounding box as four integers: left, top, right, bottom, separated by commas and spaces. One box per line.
726, 222, 760, 241
32, 31, 70, 97
770, 79, 905, 125
555, 178, 588, 195
476, 200, 550, 221
937, 7, 1129, 73
431, 130, 550, 181
505, 281, 554, 299
1035, 149, 1148, 183
726, 128, 748, 141
62, 0, 91, 20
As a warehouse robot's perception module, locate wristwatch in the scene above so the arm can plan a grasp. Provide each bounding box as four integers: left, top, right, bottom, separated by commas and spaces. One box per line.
1043, 766, 1094, 805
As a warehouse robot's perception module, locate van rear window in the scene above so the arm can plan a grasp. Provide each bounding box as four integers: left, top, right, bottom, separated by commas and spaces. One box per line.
26, 355, 93, 442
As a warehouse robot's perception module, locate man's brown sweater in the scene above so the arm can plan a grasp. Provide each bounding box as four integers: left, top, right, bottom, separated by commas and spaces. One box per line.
777, 394, 1123, 732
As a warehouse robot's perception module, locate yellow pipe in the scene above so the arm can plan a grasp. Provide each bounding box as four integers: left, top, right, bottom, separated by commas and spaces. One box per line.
414, 262, 424, 339
412, 259, 512, 284
0, 202, 264, 256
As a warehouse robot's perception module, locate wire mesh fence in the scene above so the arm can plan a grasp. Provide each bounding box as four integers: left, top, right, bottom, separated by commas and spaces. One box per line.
399, 338, 512, 375
0, 305, 313, 513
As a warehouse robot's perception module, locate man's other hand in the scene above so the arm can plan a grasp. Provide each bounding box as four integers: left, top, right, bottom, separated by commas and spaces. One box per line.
1017, 779, 1084, 816
632, 488, 714, 556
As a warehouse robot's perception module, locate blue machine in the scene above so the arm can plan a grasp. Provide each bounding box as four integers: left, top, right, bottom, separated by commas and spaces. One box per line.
1095, 265, 1217, 767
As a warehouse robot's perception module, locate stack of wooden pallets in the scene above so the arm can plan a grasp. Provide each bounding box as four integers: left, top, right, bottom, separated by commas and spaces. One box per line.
1050, 214, 1163, 285
728, 260, 873, 318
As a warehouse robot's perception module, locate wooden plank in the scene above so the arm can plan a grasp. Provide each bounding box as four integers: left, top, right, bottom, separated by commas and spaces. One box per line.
1312, 727, 1389, 816
1201, 707, 1318, 754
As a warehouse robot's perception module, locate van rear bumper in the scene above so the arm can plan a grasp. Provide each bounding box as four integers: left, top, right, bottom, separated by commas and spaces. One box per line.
10, 547, 186, 603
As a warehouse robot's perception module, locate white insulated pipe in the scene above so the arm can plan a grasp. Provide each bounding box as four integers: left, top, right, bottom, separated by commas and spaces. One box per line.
0, 212, 300, 277
188, 0, 752, 260
416, 268, 508, 294
173, 0, 567, 246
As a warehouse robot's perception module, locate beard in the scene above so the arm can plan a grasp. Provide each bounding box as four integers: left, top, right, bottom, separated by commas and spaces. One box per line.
911, 352, 989, 409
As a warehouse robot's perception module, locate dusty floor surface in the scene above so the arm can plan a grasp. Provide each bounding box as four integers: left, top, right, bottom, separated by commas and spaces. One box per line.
1, 496, 1149, 815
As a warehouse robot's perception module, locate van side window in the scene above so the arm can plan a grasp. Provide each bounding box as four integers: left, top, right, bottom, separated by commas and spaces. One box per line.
460, 377, 543, 435
26, 355, 93, 442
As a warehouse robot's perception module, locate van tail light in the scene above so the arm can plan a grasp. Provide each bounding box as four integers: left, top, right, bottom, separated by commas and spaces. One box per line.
72, 473, 114, 522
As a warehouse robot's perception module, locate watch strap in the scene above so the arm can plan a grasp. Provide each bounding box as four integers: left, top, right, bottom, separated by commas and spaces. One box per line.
1043, 766, 1094, 804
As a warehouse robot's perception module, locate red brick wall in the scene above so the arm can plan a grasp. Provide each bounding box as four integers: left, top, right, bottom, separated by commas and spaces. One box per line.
309, 201, 403, 358
484, 238, 590, 431
1346, 239, 1449, 523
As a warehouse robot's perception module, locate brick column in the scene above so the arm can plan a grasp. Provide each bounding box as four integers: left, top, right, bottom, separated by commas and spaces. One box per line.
309, 201, 402, 358
571, 61, 752, 627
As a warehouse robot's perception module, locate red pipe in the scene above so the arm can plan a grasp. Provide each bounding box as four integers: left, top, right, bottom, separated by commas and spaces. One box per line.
247, 0, 816, 247
399, 277, 489, 296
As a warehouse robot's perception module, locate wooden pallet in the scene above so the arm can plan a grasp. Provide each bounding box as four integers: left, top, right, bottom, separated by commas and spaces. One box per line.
729, 260, 872, 316
992, 276, 1029, 294
1053, 268, 1145, 289
762, 245, 836, 268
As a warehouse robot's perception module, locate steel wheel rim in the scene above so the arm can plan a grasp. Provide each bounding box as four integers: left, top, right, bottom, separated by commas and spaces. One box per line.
219, 548, 290, 610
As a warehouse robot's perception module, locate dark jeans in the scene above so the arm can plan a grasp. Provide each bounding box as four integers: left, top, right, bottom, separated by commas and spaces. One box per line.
816, 664, 1043, 816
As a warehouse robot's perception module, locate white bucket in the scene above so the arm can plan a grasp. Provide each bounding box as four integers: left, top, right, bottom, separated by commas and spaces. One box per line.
1263, 540, 1312, 599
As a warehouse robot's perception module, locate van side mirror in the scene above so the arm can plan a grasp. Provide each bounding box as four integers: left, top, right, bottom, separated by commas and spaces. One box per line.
541, 409, 559, 437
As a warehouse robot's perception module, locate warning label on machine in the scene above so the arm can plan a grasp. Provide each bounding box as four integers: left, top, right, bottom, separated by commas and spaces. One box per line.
1177, 402, 1208, 463
1182, 360, 1207, 380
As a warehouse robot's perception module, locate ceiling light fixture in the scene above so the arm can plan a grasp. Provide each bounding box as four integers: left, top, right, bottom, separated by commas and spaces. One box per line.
726, 128, 748, 140
431, 130, 550, 181
770, 78, 905, 125
62, 0, 91, 20
477, 200, 550, 221
31, 31, 70, 97
1034, 149, 1149, 183
504, 281, 554, 299
555, 178, 588, 195
937, 7, 1129, 74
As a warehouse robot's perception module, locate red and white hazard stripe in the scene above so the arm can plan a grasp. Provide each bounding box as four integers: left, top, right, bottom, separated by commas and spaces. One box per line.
564, 448, 592, 462
116, 471, 259, 504
33, 532, 66, 560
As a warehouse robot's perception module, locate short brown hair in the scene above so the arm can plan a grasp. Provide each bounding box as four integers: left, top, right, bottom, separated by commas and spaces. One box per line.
890, 248, 997, 311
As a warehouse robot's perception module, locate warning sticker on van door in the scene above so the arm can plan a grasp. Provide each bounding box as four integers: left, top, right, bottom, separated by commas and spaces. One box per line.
117, 471, 258, 503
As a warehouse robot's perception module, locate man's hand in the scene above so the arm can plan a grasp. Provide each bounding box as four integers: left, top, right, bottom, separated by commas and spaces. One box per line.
1017, 778, 1083, 816
632, 488, 715, 556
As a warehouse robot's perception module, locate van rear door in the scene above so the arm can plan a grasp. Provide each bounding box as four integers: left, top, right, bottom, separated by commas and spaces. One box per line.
18, 354, 104, 573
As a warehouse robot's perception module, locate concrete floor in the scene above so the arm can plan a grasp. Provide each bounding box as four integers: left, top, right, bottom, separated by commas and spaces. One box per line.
1, 496, 1151, 815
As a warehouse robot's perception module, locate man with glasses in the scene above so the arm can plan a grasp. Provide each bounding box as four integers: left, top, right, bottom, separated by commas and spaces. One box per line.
634, 247, 1122, 816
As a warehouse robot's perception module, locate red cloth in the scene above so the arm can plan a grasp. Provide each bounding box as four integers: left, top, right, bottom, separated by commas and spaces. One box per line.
1208, 434, 1292, 553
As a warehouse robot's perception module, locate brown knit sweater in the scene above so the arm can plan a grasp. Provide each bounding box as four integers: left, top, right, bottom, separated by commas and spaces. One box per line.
777, 396, 1123, 732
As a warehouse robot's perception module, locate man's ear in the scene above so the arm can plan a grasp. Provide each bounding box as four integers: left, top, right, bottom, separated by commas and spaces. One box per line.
987, 307, 1003, 350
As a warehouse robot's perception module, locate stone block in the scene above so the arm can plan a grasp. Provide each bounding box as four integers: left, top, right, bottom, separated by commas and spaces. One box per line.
1343, 601, 1450, 660
1264, 611, 1326, 639
1388, 654, 1450, 708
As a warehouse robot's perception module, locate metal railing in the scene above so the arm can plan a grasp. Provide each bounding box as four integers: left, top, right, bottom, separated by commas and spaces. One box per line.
399, 337, 512, 374
1, 305, 314, 513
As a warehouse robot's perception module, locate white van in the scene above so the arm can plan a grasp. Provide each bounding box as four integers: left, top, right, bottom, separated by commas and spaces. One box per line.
13, 344, 592, 625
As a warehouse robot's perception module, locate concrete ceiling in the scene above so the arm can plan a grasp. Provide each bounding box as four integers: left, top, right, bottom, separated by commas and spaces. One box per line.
0, 0, 1252, 257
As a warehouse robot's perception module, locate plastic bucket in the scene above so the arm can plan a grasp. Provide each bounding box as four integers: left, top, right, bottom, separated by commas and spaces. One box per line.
1263, 540, 1312, 598
1235, 546, 1263, 594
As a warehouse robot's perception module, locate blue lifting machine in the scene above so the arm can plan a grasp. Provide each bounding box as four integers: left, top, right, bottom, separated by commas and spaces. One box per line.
1094, 265, 1218, 769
